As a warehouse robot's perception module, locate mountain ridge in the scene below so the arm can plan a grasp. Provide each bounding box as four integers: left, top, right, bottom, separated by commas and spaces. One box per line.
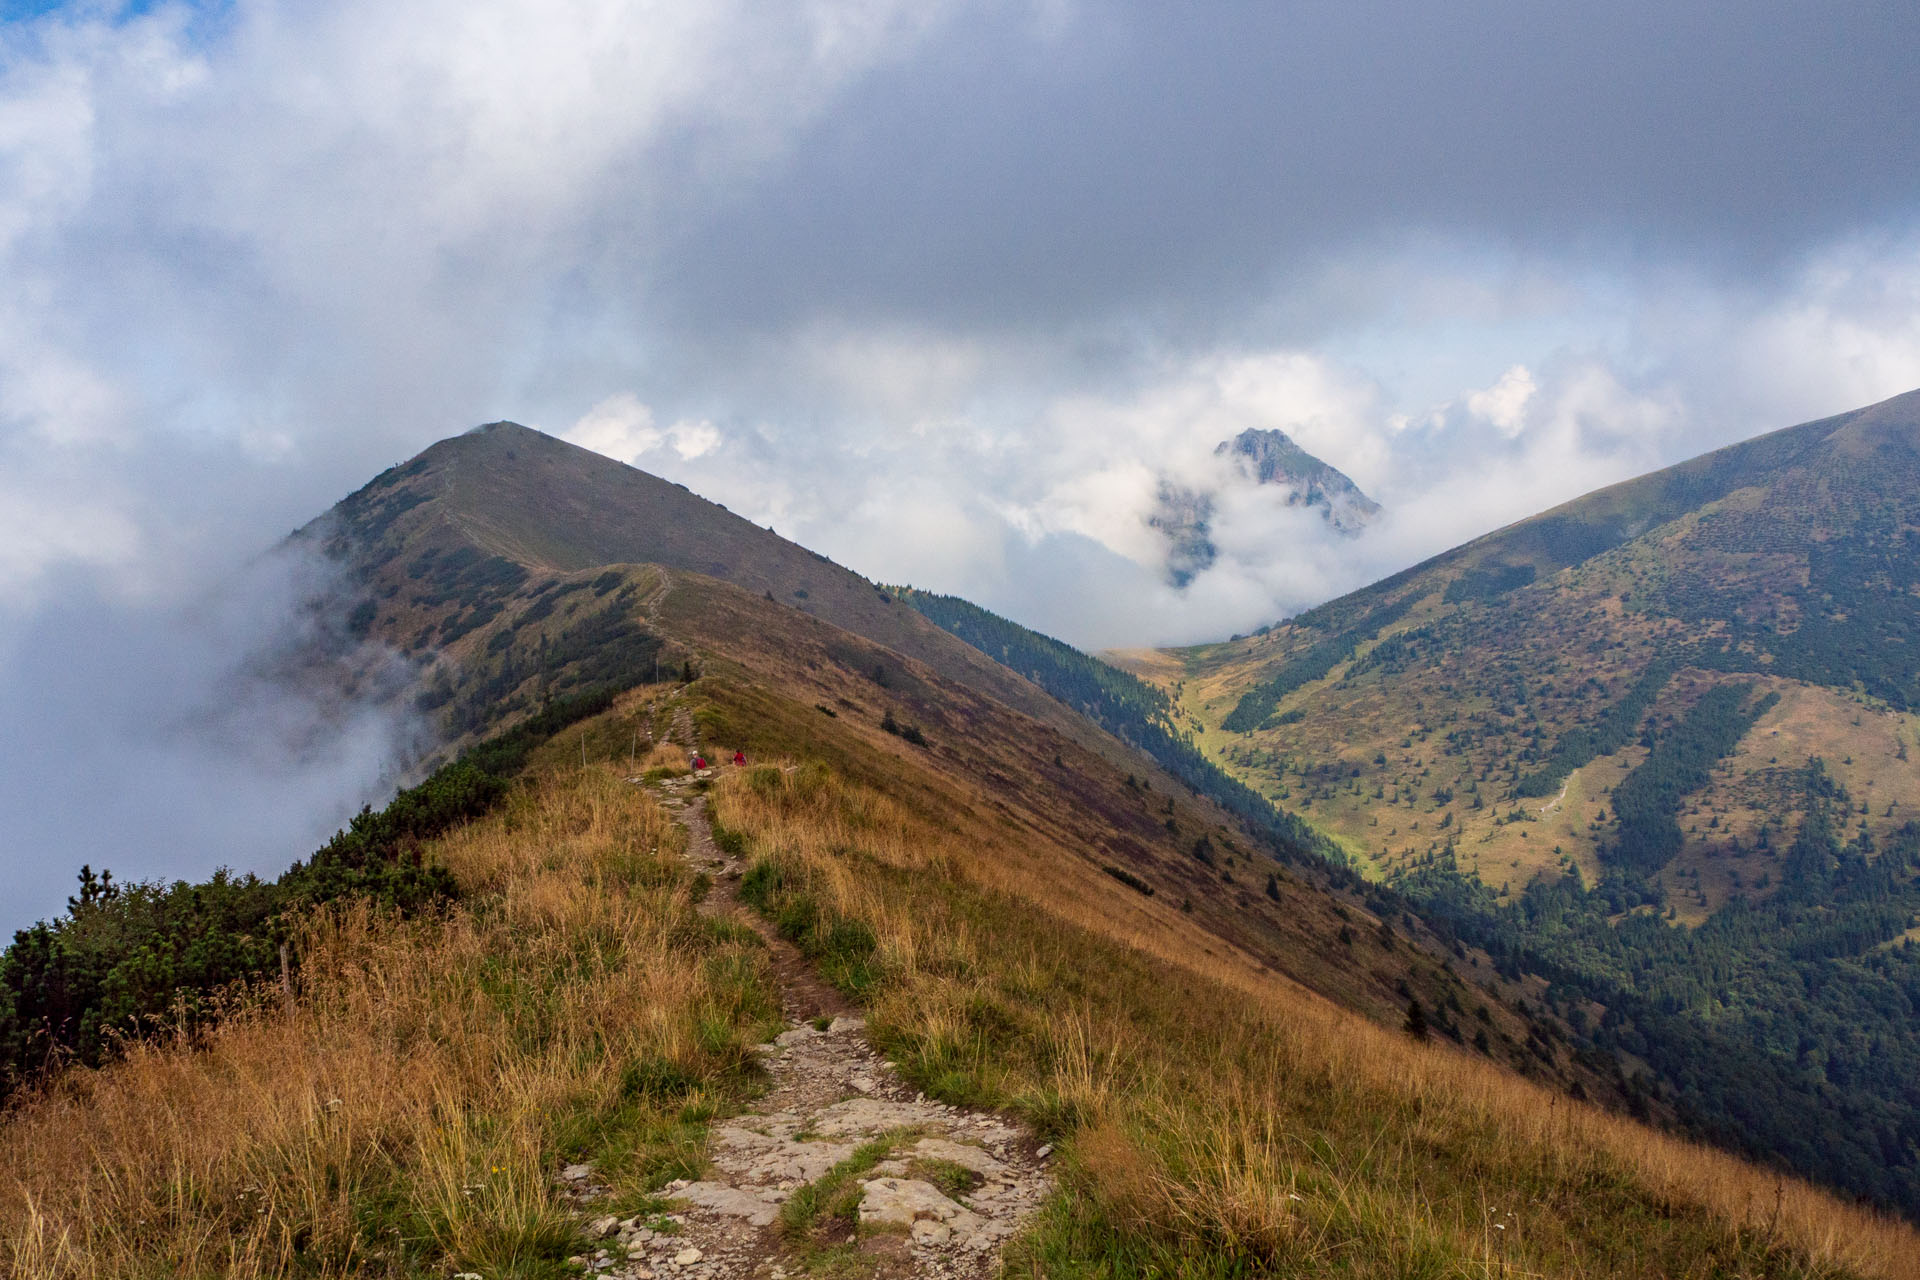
307, 419, 1509, 1032
1149, 386, 1920, 1218
309, 420, 1106, 742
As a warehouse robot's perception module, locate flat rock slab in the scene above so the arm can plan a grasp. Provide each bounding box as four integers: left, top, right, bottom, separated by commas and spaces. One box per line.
811, 1097, 952, 1138
711, 1124, 856, 1186
670, 1181, 783, 1227
858, 1176, 986, 1240
907, 1136, 1011, 1177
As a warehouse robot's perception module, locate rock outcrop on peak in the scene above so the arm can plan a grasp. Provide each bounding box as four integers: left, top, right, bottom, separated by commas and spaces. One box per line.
1148, 427, 1379, 587
1218, 427, 1381, 534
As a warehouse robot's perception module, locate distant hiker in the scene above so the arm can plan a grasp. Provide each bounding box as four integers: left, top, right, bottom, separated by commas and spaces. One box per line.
733, 750, 747, 766
692, 754, 708, 770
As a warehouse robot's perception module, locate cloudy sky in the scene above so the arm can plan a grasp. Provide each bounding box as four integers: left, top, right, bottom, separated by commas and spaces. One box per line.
3, 0, 1919, 927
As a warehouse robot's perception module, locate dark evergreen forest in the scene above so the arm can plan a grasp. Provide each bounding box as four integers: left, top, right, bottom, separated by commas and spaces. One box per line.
1402, 762, 1920, 1218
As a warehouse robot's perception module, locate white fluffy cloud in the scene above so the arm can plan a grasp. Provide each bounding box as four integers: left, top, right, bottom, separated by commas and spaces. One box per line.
0, 0, 951, 603
1, 2, 1917, 630
1466, 365, 1537, 436
566, 393, 721, 463
580, 244, 1920, 650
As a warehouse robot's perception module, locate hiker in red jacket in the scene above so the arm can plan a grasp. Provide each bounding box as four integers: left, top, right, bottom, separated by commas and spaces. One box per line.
733, 750, 747, 766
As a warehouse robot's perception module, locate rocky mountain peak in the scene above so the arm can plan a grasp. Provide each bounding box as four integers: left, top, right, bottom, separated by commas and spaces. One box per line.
1217, 428, 1381, 533
1149, 428, 1381, 588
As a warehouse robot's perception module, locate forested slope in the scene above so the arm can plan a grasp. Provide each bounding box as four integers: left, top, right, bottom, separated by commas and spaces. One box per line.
891, 587, 1343, 870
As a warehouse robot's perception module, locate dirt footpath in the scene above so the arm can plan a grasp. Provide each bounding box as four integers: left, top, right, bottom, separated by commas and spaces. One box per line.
561, 763, 1051, 1280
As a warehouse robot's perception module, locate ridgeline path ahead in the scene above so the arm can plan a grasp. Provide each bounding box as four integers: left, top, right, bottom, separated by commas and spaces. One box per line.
561, 718, 1051, 1280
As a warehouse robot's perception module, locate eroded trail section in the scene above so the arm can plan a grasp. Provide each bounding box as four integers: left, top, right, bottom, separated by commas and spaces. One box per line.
568, 765, 1050, 1280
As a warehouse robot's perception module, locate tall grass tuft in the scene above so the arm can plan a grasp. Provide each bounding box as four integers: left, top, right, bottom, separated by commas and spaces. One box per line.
0, 764, 778, 1279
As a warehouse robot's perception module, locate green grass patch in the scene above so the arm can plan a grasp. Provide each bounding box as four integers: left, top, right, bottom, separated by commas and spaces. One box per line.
739, 859, 883, 998
906, 1157, 981, 1201
778, 1133, 918, 1256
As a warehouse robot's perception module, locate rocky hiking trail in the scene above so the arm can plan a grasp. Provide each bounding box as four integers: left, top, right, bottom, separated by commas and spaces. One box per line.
559, 739, 1052, 1280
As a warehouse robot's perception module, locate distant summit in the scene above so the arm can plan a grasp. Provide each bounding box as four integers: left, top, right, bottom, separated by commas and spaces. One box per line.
1149, 427, 1380, 587
1218, 428, 1381, 532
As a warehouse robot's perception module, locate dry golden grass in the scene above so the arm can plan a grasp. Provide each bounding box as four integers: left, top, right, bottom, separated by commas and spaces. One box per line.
713, 757, 1919, 1279
0, 767, 776, 1279
637, 740, 692, 777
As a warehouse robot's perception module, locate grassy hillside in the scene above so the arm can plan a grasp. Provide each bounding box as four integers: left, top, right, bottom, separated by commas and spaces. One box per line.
2, 733, 781, 1278
298, 423, 1558, 1074
1154, 388, 1920, 1218
1170, 389, 1920, 893
653, 573, 1499, 1043
703, 689, 1913, 1278
6, 645, 1914, 1277
0, 688, 627, 1107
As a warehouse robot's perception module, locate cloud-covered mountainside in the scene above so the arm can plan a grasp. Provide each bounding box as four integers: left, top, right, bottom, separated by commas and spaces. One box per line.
1149, 427, 1381, 587
1148, 388, 1920, 1219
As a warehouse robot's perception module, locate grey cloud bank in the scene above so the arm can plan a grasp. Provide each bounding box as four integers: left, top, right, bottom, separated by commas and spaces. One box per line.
1, 0, 1919, 929
0, 544, 419, 937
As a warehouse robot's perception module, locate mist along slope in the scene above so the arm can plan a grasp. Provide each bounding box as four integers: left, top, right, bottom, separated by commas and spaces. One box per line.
308, 420, 1075, 737
301, 420, 1527, 1050
7, 502, 1919, 1278
1143, 387, 1920, 1218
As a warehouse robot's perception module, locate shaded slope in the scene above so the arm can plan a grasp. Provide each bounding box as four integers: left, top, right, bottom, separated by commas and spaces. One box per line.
650, 570, 1504, 1046
889, 586, 1340, 867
